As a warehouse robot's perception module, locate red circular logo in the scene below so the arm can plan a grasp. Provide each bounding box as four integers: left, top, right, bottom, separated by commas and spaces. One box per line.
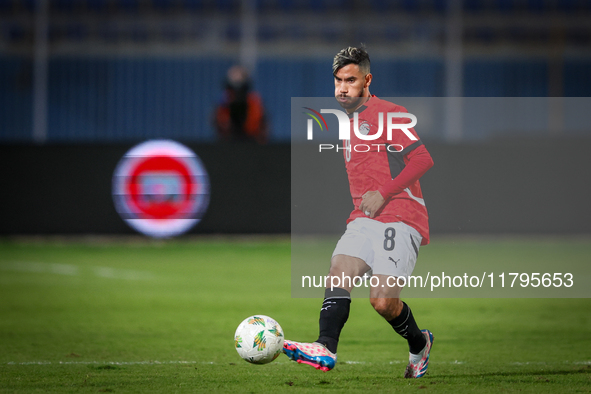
113, 140, 210, 237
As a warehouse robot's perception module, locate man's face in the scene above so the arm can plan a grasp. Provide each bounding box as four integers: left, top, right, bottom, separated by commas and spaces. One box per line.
334, 63, 371, 112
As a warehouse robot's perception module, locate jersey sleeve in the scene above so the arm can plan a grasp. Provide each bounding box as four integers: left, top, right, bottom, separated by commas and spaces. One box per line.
377, 144, 434, 199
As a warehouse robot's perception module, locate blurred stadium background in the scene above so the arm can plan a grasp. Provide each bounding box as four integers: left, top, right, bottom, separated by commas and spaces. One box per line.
1, 4, 590, 391
0, 0, 590, 236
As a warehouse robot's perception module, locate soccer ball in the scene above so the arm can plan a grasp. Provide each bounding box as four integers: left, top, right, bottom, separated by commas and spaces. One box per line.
234, 315, 284, 364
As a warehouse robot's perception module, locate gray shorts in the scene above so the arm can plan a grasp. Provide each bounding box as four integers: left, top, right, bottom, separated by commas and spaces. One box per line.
332, 218, 422, 277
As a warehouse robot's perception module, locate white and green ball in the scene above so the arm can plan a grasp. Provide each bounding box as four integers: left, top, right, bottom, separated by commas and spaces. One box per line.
234, 315, 284, 364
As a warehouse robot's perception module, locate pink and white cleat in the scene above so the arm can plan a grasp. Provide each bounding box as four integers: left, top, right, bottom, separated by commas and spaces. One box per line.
283, 340, 337, 372
404, 330, 434, 378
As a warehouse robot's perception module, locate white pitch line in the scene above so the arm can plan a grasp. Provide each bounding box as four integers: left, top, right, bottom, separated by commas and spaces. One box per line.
0, 261, 154, 281
511, 361, 591, 366
0, 262, 78, 276
6, 361, 201, 366
91, 266, 155, 280
389, 360, 464, 365
7, 360, 591, 367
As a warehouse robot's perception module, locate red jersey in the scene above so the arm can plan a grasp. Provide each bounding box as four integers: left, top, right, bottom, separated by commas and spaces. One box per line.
343, 96, 432, 245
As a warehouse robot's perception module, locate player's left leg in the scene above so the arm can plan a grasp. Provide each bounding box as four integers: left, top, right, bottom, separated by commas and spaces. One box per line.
369, 277, 433, 378
368, 221, 433, 378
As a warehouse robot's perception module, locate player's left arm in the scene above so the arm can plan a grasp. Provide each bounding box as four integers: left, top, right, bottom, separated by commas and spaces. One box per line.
360, 144, 434, 218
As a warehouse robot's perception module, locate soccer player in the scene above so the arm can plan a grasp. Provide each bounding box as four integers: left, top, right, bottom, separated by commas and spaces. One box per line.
284, 46, 435, 378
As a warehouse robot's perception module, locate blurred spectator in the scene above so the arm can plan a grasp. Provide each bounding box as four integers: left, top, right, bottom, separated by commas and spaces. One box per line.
213, 65, 268, 144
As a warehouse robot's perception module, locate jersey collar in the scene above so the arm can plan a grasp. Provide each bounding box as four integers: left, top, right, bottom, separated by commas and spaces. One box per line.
346, 95, 375, 118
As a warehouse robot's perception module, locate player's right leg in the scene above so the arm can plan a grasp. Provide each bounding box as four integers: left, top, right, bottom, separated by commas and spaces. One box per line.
283, 340, 337, 372
283, 254, 369, 371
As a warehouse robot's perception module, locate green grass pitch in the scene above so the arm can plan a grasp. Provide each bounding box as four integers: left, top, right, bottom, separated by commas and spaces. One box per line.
0, 236, 590, 393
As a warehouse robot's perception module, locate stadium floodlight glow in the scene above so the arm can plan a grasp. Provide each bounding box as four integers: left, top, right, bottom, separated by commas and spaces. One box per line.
112, 140, 210, 238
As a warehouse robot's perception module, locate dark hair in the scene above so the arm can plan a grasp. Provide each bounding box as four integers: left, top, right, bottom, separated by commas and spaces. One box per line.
332, 46, 370, 76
